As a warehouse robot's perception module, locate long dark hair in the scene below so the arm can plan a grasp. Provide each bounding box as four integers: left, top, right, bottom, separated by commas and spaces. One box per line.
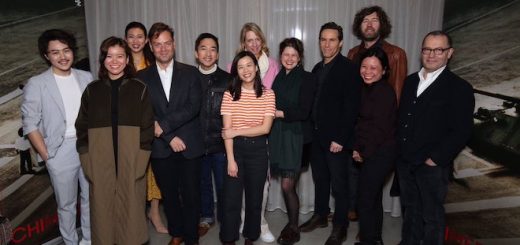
98, 36, 136, 80
228, 51, 263, 100
124, 21, 155, 64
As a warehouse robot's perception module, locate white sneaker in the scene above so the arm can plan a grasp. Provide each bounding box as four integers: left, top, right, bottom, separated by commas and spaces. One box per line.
260, 229, 275, 243
79, 239, 91, 245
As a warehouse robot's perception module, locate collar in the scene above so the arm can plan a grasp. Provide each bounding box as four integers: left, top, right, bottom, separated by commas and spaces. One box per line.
419, 65, 446, 80
156, 60, 174, 72
198, 64, 217, 75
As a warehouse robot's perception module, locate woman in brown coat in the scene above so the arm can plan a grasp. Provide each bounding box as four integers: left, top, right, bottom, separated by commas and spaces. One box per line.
76, 36, 154, 244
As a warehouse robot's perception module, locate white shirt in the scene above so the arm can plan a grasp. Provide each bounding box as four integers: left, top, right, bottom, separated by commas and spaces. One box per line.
54, 73, 82, 137
157, 60, 174, 101
417, 66, 446, 96
16, 137, 31, 151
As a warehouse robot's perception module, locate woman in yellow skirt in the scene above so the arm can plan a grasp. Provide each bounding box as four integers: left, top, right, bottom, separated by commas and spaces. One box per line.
125, 21, 168, 234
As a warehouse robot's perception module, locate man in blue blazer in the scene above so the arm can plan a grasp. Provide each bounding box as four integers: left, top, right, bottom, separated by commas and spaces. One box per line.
21, 29, 92, 245
137, 22, 204, 245
397, 31, 475, 245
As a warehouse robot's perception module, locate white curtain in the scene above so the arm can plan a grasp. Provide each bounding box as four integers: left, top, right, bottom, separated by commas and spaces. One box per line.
84, 0, 444, 213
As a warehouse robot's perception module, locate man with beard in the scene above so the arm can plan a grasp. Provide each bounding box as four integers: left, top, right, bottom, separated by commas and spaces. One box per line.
346, 5, 408, 225
137, 22, 204, 245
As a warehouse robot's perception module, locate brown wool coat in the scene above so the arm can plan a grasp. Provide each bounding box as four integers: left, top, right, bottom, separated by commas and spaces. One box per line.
76, 78, 154, 245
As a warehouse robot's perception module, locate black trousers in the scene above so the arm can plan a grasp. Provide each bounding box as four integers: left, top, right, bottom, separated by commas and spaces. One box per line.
397, 158, 450, 245
151, 152, 201, 245
309, 140, 350, 226
220, 136, 268, 242
357, 145, 396, 244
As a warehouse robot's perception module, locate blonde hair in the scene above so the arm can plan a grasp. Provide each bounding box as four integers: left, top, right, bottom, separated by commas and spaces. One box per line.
238, 22, 270, 56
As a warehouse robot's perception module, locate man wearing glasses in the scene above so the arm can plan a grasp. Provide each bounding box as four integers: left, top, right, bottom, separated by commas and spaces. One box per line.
137, 22, 203, 245
396, 31, 475, 245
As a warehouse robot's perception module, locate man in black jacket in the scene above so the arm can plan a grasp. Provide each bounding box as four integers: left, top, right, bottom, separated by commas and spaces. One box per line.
137, 22, 204, 245
299, 22, 362, 245
194, 33, 231, 236
397, 31, 474, 245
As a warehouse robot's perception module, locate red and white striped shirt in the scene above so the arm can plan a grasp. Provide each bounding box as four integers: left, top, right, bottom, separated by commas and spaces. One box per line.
221, 88, 275, 130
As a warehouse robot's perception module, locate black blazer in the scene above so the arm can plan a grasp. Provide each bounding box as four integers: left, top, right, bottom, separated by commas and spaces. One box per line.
312, 54, 362, 149
137, 61, 204, 159
398, 68, 475, 167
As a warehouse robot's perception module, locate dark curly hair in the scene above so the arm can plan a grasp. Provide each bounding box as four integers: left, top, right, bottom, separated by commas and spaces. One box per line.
352, 5, 392, 40
38, 29, 77, 66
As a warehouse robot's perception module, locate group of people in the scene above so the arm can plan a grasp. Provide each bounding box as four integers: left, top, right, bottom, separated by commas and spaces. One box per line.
20, 5, 474, 245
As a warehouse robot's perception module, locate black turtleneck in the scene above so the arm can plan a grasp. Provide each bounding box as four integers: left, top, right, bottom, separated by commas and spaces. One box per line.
110, 77, 123, 173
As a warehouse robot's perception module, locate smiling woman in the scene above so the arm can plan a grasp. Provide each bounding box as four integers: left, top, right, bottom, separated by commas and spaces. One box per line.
75, 36, 154, 244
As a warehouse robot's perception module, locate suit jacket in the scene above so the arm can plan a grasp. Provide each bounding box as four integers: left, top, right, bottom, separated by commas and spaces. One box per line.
398, 68, 475, 167
137, 61, 204, 159
312, 54, 362, 149
21, 68, 92, 160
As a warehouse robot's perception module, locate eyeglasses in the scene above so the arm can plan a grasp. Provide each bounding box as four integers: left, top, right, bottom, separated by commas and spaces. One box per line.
421, 47, 451, 55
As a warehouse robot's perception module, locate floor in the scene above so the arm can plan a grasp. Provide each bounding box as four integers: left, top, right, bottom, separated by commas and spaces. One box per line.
148, 208, 403, 245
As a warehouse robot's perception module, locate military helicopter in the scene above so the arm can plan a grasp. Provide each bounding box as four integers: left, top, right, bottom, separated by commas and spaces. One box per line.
468, 88, 520, 170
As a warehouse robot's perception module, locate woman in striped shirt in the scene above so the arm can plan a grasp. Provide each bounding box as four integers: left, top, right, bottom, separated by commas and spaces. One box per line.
219, 51, 275, 245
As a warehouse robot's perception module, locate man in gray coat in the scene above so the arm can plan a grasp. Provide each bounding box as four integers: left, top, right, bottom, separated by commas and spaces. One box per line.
21, 29, 92, 245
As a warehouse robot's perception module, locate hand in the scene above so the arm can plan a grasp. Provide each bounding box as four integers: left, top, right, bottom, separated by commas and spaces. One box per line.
425, 158, 437, 166
169, 136, 186, 152
329, 141, 343, 153
221, 128, 237, 139
227, 160, 238, 177
352, 150, 363, 163
275, 110, 284, 118
154, 121, 163, 137
41, 152, 49, 161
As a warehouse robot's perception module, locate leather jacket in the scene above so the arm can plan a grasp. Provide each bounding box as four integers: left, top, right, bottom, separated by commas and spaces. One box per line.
199, 67, 231, 154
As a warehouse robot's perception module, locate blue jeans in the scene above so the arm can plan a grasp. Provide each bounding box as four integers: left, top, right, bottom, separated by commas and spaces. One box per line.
200, 152, 226, 223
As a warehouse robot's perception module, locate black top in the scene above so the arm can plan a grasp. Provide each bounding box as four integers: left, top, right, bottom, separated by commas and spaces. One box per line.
110, 77, 123, 172
353, 80, 397, 159
311, 54, 362, 148
398, 69, 474, 166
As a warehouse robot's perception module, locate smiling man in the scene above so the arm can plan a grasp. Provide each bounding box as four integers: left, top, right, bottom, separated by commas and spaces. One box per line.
397, 31, 475, 245
137, 22, 204, 245
21, 29, 92, 245
193, 33, 231, 237
299, 22, 361, 245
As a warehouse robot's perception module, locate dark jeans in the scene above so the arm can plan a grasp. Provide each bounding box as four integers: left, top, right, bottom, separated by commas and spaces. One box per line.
397, 158, 450, 245
358, 146, 396, 244
309, 140, 350, 226
220, 136, 268, 242
200, 152, 226, 223
19, 150, 32, 172
152, 153, 201, 245
349, 159, 360, 213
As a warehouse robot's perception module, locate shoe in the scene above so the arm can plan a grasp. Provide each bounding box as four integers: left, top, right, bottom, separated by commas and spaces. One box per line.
148, 212, 168, 234
299, 214, 328, 232
277, 224, 300, 245
222, 242, 236, 245
244, 238, 254, 245
348, 210, 358, 221
324, 225, 347, 245
260, 228, 275, 243
198, 222, 211, 237
79, 239, 91, 245
169, 237, 183, 245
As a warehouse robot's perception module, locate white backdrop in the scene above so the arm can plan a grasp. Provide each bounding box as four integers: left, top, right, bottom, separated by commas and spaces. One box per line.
84, 0, 445, 213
